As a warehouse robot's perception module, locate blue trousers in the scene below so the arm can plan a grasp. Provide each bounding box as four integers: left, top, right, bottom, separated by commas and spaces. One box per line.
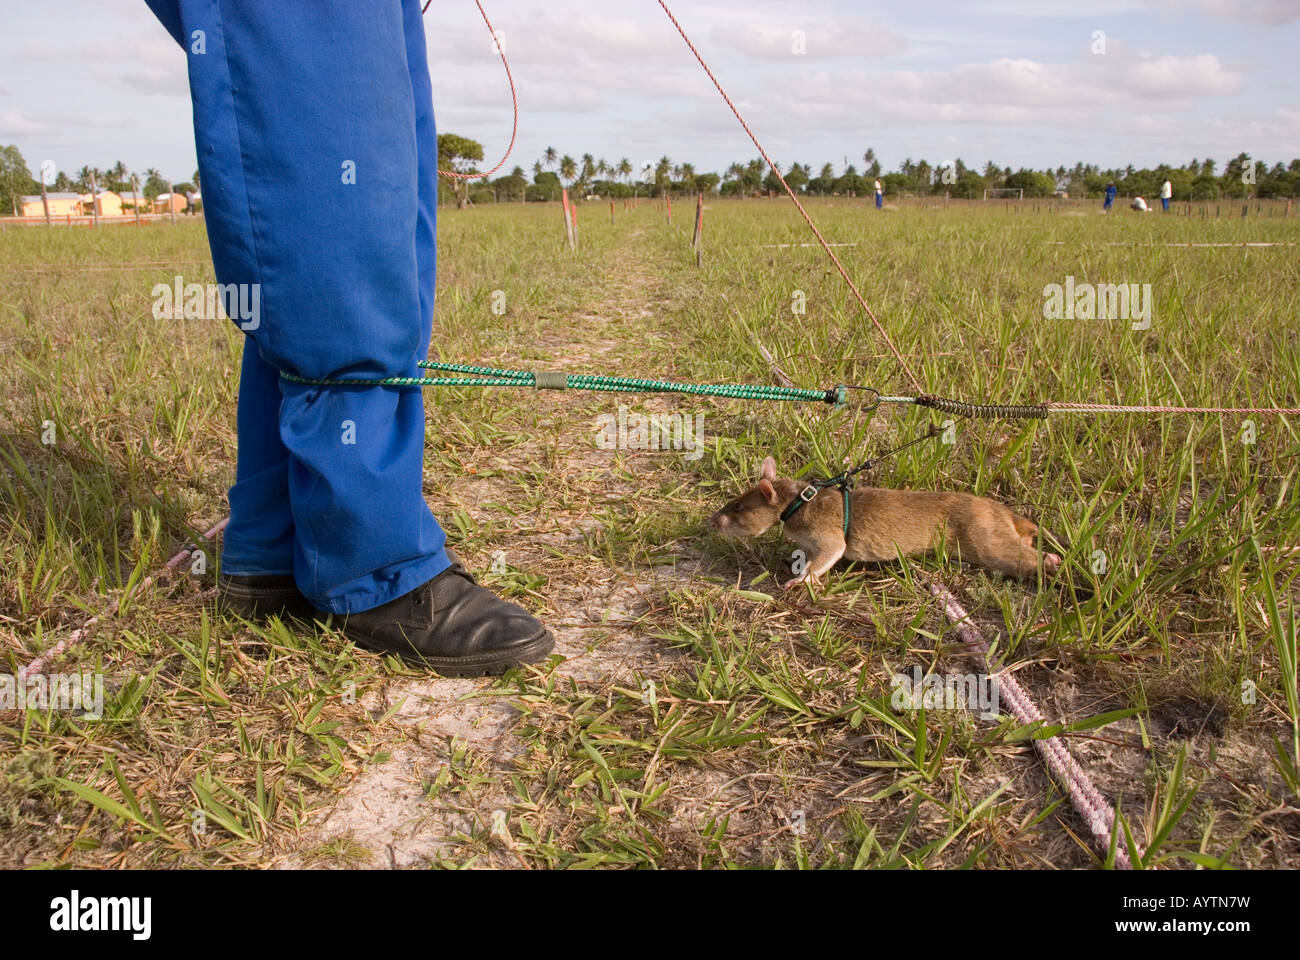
1162, 197, 1170, 211
146, 0, 451, 614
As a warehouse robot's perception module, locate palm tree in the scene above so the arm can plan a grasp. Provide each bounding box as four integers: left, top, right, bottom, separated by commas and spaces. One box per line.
543, 146, 557, 170
559, 155, 576, 187
616, 158, 632, 185
654, 155, 672, 195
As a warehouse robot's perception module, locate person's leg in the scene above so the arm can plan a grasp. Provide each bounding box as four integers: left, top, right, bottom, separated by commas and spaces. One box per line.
403, 0, 437, 359
146, 0, 450, 614
146, 0, 554, 673
222, 343, 294, 576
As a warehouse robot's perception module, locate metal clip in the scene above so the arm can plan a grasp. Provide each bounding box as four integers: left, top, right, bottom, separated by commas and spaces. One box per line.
798, 485, 818, 503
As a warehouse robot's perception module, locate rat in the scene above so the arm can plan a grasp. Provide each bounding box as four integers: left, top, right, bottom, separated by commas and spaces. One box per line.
710, 456, 1062, 589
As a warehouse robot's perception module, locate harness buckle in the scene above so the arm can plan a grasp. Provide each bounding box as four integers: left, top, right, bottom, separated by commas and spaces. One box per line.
797, 485, 818, 503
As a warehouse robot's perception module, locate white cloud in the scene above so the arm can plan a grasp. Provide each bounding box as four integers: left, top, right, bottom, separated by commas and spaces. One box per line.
1123, 53, 1243, 96
710, 22, 906, 59
1185, 0, 1300, 25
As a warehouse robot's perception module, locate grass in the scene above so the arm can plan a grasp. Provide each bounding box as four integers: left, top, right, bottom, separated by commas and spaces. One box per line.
1, 195, 1297, 868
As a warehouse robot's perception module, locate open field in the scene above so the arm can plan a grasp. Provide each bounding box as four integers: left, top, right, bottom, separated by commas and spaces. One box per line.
2, 197, 1298, 868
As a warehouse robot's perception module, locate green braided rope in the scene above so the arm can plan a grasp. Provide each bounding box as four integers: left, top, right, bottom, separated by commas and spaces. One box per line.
281, 360, 840, 404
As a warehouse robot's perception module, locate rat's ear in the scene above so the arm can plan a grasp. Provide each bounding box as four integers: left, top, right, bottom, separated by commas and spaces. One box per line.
760, 457, 778, 481
757, 479, 779, 504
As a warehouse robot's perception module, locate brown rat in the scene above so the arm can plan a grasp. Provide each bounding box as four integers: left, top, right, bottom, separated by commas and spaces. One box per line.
710, 456, 1062, 589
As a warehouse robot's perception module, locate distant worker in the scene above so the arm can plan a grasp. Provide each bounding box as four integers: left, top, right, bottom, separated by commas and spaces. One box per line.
1160, 178, 1172, 212
1131, 196, 1149, 213
1104, 181, 1118, 213
874, 179, 883, 210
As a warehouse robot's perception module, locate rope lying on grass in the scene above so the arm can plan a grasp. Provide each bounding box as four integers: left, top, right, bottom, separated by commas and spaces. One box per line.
16, 518, 228, 682
930, 582, 1136, 869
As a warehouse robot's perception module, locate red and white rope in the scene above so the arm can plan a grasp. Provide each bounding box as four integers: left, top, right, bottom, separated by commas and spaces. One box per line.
655, 0, 925, 396
16, 517, 228, 681
1047, 401, 1300, 415
930, 582, 1137, 869
425, 0, 518, 181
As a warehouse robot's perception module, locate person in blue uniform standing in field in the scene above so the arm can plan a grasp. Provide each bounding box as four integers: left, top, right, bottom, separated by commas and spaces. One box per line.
874, 178, 883, 209
1103, 181, 1118, 213
144, 0, 554, 676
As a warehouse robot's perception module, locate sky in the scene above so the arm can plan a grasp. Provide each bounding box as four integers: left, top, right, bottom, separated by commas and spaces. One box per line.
2, 0, 1298, 186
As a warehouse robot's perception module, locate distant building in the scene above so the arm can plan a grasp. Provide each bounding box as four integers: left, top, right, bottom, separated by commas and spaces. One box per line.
80, 191, 124, 216
153, 192, 188, 214
19, 192, 82, 217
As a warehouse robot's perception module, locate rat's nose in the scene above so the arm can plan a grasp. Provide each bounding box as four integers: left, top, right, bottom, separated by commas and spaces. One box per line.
710, 512, 727, 530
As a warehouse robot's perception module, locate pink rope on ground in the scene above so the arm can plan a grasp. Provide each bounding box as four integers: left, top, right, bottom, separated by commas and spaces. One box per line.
1048, 402, 1300, 415
16, 517, 229, 681
929, 581, 1136, 869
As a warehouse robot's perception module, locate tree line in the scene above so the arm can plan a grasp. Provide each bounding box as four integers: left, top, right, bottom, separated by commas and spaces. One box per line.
438, 138, 1300, 204
0, 145, 200, 215
6, 138, 1296, 216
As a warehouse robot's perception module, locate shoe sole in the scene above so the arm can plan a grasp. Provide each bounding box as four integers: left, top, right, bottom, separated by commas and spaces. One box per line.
216, 583, 320, 624
365, 631, 556, 678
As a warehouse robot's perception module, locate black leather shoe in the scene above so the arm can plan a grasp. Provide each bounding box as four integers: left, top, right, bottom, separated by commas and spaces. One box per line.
217, 573, 318, 622
337, 551, 555, 676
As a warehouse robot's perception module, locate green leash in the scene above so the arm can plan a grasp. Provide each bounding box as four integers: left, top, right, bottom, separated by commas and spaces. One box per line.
281, 360, 850, 406
278, 362, 1066, 423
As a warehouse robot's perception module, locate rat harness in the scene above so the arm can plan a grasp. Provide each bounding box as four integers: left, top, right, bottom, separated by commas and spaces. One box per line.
779, 425, 943, 534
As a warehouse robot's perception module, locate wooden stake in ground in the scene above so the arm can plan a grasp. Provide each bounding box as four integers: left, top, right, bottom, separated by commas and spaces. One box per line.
610, 199, 615, 226
691, 190, 703, 267
39, 177, 51, 227
666, 192, 672, 223
561, 188, 575, 250
131, 175, 142, 226
88, 171, 99, 228
570, 195, 578, 248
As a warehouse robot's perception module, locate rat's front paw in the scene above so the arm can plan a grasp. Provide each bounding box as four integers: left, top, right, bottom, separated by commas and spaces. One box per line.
1044, 552, 1062, 574
782, 575, 817, 591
